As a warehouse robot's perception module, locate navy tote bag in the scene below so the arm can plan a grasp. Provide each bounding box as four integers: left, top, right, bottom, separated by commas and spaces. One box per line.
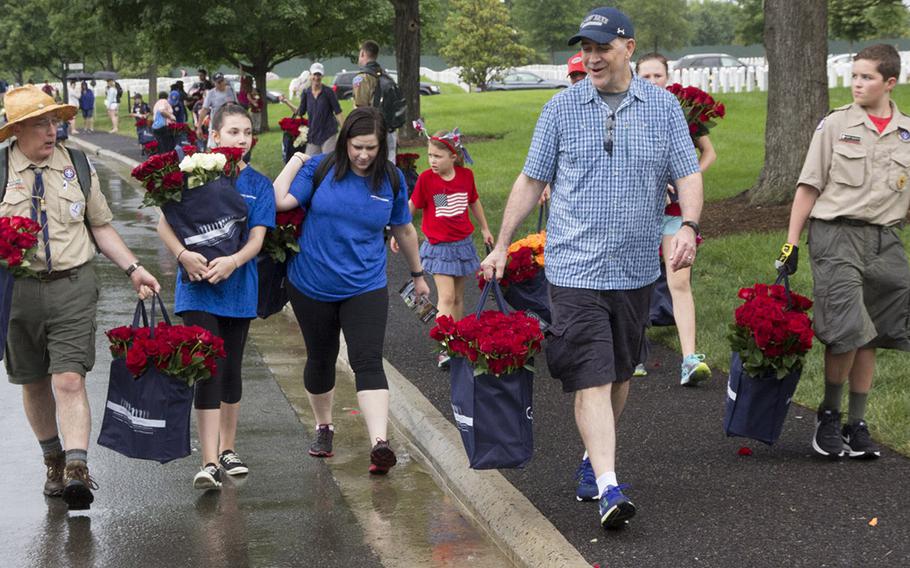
450, 280, 534, 469
723, 271, 803, 445
256, 254, 289, 318
97, 296, 195, 463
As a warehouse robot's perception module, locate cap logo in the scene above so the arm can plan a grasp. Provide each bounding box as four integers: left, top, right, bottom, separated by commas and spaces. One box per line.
581, 14, 610, 28
617, 28, 625, 35
570, 56, 582, 64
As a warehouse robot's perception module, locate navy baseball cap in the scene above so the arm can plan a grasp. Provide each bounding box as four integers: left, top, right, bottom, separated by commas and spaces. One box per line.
568, 7, 634, 46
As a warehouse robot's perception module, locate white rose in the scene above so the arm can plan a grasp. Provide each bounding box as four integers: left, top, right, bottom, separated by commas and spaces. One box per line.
179, 154, 197, 173
211, 153, 227, 171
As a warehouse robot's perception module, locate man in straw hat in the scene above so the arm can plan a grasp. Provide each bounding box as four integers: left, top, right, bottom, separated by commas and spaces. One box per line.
0, 85, 160, 510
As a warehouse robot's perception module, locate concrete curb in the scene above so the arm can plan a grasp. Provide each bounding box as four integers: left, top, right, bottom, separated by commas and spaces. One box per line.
85, 143, 589, 568
67, 136, 140, 169
335, 334, 589, 568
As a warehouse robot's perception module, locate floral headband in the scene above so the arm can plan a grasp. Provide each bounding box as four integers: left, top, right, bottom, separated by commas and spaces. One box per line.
413, 118, 474, 165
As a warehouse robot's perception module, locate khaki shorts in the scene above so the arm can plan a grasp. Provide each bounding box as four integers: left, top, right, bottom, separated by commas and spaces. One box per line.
4, 264, 100, 384
808, 219, 910, 354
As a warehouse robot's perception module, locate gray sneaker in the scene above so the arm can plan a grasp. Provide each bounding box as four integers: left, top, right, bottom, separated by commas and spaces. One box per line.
308, 424, 334, 457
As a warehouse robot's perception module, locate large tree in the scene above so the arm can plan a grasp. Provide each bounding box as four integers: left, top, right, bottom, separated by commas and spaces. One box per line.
441, 0, 535, 91
614, 0, 692, 53
749, 0, 829, 205
689, 0, 741, 46
391, 0, 421, 142
734, 0, 764, 45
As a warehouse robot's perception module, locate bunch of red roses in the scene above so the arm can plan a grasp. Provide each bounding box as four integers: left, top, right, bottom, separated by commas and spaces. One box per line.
476, 246, 542, 290
278, 117, 308, 138
430, 310, 544, 377
263, 207, 305, 262
395, 153, 420, 169
135, 117, 149, 129
666, 83, 726, 139
728, 283, 814, 379
210, 146, 246, 178
143, 140, 159, 154
131, 146, 196, 208
0, 216, 41, 277
106, 323, 226, 386
168, 122, 197, 145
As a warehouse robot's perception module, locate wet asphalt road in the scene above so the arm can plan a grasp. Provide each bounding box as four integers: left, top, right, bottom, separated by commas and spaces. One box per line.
382, 249, 910, 568
1, 161, 384, 568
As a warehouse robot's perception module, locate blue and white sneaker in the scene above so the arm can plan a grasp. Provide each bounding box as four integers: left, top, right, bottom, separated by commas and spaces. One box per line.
574, 458, 598, 501
680, 354, 710, 386
599, 484, 636, 529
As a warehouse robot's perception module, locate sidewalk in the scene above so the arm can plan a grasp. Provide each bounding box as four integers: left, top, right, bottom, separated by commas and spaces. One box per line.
75, 133, 910, 568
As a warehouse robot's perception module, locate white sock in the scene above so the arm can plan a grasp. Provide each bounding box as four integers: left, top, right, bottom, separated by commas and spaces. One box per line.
596, 472, 618, 497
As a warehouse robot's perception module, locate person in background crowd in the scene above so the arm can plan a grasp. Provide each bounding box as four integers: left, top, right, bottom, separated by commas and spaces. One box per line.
105, 80, 120, 133
151, 91, 176, 153
481, 7, 703, 530
0, 77, 8, 107
0, 85, 160, 510
272, 107, 428, 476
353, 40, 401, 161
130, 93, 150, 122
67, 80, 80, 134
157, 103, 275, 490
169, 85, 187, 124
279, 62, 343, 155
780, 44, 910, 461
41, 80, 55, 99
78, 81, 94, 133
567, 51, 587, 84
198, 72, 237, 148
632, 52, 715, 385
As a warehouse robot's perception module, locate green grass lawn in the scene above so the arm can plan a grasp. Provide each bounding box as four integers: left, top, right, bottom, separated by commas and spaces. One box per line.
101, 82, 910, 454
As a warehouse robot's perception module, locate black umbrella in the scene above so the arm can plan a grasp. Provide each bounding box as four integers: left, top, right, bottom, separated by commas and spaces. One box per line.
93, 71, 119, 80
66, 72, 94, 81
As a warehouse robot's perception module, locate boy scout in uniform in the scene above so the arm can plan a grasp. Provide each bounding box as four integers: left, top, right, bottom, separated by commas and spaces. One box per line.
0, 86, 159, 509
779, 44, 910, 460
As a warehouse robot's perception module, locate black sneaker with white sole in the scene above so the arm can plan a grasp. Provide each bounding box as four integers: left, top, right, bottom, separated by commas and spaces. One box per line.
812, 408, 845, 458
219, 450, 249, 475
193, 463, 223, 490
842, 420, 881, 460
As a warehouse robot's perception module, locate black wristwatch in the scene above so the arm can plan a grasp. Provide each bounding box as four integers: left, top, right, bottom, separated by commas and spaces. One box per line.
125, 261, 142, 277
410, 270, 425, 278
680, 221, 701, 237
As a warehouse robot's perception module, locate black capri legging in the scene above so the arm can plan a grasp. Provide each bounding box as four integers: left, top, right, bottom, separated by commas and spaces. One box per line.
181, 311, 251, 410
288, 284, 389, 394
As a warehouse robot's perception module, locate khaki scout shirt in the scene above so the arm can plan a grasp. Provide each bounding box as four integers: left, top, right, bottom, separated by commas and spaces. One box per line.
0, 142, 113, 271
352, 72, 378, 109
798, 101, 910, 226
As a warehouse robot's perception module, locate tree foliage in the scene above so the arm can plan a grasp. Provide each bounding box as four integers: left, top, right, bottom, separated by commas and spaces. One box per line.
440, 0, 536, 91
734, 0, 764, 45
511, 0, 587, 59
829, 0, 909, 45
689, 0, 741, 46
611, 0, 692, 53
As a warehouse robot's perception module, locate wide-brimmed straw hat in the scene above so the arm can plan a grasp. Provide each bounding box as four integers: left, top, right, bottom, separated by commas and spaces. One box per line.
0, 85, 78, 142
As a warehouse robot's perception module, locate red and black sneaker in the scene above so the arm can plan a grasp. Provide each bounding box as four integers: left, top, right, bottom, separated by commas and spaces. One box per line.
368, 439, 397, 475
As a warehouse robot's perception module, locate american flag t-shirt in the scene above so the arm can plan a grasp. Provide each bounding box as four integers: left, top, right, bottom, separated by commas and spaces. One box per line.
433, 192, 469, 217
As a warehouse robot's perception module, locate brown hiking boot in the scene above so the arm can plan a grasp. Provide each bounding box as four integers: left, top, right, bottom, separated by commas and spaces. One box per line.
62, 460, 98, 510
43, 451, 65, 497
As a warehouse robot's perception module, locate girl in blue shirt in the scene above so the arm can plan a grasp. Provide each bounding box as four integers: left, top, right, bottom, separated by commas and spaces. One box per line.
273, 107, 429, 475
157, 103, 276, 490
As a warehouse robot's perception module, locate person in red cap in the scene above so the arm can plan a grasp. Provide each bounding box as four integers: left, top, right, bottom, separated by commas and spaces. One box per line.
567, 51, 587, 84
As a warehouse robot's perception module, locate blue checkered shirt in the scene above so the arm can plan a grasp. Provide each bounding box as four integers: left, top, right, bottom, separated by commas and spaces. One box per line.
523, 75, 700, 290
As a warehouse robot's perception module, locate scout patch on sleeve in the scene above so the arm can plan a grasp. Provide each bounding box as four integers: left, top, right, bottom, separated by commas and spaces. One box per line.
352, 75, 364, 88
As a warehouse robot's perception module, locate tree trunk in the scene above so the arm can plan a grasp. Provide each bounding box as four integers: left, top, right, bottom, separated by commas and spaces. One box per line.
147, 62, 157, 104
391, 0, 420, 144
749, 0, 828, 205
253, 65, 270, 133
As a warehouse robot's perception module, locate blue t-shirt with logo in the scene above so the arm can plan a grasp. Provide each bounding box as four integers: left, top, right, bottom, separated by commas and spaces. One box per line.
288, 154, 410, 302
175, 166, 276, 317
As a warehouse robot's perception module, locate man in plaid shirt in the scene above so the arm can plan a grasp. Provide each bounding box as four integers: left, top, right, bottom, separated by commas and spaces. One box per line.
482, 6, 703, 531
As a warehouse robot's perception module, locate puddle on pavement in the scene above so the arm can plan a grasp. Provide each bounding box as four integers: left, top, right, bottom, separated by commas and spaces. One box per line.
249, 315, 512, 567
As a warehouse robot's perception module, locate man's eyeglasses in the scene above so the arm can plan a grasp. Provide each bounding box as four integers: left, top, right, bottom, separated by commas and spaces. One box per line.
27, 117, 62, 130
603, 113, 614, 155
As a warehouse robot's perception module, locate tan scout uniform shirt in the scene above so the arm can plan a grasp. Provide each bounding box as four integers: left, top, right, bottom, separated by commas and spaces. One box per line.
0, 142, 113, 271
352, 73, 378, 109
798, 101, 910, 226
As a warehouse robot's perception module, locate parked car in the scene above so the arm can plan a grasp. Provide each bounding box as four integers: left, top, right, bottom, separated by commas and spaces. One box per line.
331, 70, 441, 100
485, 70, 570, 91
673, 53, 747, 70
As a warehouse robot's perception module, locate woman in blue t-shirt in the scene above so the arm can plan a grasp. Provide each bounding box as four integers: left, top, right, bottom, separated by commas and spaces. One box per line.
273, 107, 429, 475
157, 103, 276, 490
